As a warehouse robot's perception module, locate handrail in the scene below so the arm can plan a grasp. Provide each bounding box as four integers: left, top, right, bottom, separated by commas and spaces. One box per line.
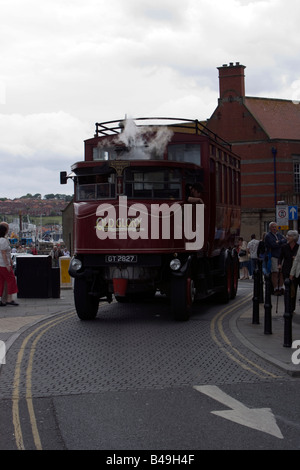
94, 117, 232, 149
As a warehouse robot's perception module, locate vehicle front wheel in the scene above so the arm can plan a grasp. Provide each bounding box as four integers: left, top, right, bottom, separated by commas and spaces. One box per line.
74, 278, 99, 320
170, 276, 194, 321
219, 257, 232, 304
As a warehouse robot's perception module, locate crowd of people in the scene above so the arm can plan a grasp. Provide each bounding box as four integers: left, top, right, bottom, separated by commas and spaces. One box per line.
11, 243, 37, 254
238, 222, 300, 312
10, 243, 70, 261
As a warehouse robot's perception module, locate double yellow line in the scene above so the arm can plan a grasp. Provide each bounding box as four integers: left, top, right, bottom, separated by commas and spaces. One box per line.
12, 311, 75, 450
210, 293, 281, 379
11, 294, 281, 449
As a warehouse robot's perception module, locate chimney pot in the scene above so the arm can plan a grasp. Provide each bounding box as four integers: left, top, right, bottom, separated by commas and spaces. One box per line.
218, 62, 246, 98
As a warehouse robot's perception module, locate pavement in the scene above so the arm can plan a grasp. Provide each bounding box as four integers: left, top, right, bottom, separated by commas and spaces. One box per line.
0, 283, 300, 377
0, 288, 75, 356
232, 282, 300, 377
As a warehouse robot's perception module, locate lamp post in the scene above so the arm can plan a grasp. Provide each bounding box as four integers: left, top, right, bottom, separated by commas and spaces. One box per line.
272, 147, 277, 208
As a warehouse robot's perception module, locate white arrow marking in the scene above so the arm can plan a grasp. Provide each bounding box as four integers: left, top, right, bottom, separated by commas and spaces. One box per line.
194, 385, 283, 439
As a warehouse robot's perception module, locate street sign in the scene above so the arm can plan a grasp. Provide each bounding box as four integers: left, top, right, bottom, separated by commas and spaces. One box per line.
289, 205, 298, 220
276, 205, 288, 226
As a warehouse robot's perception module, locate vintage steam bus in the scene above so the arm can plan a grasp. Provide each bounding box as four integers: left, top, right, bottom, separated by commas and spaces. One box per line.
60, 117, 241, 321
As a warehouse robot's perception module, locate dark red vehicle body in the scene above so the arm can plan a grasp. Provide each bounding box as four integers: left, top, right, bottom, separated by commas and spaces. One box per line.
61, 118, 241, 320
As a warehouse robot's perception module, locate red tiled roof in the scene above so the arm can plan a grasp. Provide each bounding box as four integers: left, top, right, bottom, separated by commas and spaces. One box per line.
244, 97, 300, 140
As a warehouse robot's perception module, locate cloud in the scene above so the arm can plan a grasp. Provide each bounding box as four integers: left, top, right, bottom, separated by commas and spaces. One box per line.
0, 111, 89, 198
0, 111, 87, 158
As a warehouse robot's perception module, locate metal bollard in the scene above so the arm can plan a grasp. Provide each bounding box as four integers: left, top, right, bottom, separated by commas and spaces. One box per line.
283, 278, 293, 348
264, 273, 272, 334
258, 259, 264, 303
252, 268, 260, 324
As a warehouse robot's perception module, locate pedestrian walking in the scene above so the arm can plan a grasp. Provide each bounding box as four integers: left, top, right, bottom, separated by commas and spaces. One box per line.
0, 224, 18, 306
238, 237, 249, 279
278, 230, 299, 279
0, 222, 9, 304
247, 234, 259, 277
257, 232, 268, 275
278, 230, 299, 311
264, 222, 286, 295
50, 245, 63, 267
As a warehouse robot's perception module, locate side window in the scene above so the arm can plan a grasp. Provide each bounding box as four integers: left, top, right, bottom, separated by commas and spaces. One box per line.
168, 144, 201, 165
293, 156, 300, 193
184, 169, 204, 201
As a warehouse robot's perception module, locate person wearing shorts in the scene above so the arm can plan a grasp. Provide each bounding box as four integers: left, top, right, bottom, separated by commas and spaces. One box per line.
265, 222, 287, 295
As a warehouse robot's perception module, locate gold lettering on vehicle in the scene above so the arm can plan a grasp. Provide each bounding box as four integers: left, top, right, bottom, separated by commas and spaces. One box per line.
108, 160, 130, 176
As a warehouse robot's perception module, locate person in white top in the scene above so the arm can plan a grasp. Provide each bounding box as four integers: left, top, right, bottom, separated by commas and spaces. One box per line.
247, 234, 260, 277
0, 223, 18, 306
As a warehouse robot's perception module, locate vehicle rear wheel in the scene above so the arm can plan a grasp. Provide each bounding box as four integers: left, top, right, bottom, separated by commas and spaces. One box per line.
171, 276, 194, 321
74, 278, 99, 320
230, 252, 239, 299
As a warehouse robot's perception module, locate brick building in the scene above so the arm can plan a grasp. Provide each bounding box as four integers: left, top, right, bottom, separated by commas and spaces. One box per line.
206, 62, 300, 240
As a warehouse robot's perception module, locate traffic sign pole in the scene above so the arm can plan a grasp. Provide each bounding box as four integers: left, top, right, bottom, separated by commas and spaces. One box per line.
276, 205, 288, 230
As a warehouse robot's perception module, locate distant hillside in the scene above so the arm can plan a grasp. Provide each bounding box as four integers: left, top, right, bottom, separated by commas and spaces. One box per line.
0, 197, 70, 219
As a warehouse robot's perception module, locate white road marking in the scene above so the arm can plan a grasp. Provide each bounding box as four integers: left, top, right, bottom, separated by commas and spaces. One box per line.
194, 385, 283, 439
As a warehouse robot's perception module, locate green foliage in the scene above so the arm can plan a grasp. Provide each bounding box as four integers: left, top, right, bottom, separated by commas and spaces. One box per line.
0, 194, 72, 201
19, 193, 71, 200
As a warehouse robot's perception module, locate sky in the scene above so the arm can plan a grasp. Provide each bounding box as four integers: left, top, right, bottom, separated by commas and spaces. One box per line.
1, 0, 300, 199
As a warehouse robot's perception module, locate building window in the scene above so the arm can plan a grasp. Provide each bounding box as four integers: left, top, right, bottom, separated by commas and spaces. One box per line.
293, 156, 300, 193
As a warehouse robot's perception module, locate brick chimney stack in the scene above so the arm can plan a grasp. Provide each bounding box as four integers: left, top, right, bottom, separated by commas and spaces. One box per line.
218, 62, 246, 99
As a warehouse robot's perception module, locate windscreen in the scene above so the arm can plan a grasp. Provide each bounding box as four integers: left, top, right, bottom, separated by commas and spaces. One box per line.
76, 172, 116, 201
75, 166, 203, 201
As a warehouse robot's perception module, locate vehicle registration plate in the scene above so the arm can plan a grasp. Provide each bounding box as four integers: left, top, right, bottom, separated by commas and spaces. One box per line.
105, 255, 138, 263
